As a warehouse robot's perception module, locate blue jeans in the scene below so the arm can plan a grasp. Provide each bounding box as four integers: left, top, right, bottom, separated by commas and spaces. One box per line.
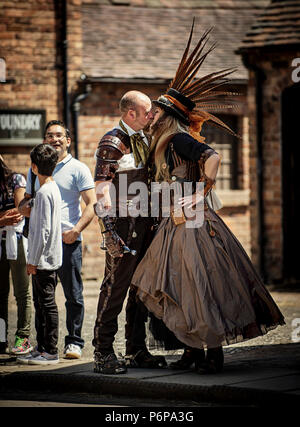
58, 241, 84, 349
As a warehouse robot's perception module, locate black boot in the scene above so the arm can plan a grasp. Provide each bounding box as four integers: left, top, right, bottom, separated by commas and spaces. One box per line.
125, 349, 167, 368
196, 346, 224, 374
0, 341, 9, 355
94, 352, 127, 374
170, 347, 205, 370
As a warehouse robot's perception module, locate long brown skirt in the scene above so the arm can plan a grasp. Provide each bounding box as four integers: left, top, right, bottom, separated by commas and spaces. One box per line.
132, 208, 285, 349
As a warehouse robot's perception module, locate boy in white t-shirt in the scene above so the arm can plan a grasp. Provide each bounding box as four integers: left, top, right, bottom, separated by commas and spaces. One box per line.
18, 144, 62, 365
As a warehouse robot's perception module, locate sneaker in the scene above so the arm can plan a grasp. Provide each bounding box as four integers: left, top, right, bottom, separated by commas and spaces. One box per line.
28, 352, 59, 365
64, 344, 82, 359
17, 348, 41, 365
11, 336, 33, 355
94, 352, 127, 374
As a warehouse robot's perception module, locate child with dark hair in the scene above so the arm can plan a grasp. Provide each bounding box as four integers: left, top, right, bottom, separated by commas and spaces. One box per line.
18, 144, 62, 365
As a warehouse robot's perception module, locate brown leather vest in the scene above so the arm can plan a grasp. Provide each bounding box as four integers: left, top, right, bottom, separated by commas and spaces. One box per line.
95, 128, 149, 215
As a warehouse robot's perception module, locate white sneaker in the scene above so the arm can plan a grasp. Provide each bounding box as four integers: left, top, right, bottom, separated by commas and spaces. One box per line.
64, 344, 82, 359
17, 348, 41, 365
28, 352, 59, 365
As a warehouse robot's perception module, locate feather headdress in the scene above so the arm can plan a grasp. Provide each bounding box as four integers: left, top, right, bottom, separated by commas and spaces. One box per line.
153, 20, 239, 142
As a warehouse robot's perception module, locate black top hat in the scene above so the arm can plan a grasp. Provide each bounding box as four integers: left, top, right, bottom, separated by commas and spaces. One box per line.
153, 89, 195, 126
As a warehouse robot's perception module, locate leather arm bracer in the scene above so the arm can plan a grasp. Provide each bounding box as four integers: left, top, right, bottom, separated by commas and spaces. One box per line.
94, 130, 131, 181
93, 207, 124, 258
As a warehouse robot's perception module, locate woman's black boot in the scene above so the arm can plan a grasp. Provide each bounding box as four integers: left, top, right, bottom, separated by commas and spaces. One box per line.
170, 347, 205, 370
196, 346, 224, 374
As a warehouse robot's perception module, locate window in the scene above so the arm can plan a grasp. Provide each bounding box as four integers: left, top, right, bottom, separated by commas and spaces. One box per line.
202, 114, 238, 190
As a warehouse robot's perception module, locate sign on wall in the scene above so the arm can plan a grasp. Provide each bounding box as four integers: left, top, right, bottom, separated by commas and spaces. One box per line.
0, 110, 46, 146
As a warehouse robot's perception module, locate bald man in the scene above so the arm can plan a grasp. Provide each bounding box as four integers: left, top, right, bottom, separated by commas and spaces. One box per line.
92, 91, 167, 374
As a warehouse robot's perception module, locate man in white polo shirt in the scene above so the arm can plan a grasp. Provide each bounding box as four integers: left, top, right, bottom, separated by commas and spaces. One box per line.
19, 120, 96, 359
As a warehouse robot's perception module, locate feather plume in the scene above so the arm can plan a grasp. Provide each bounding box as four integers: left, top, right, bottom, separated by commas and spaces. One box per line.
167, 20, 240, 137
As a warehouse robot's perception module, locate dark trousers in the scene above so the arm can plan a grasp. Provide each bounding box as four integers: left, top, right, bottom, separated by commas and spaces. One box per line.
0, 237, 31, 340
58, 241, 84, 348
32, 269, 58, 355
93, 217, 153, 355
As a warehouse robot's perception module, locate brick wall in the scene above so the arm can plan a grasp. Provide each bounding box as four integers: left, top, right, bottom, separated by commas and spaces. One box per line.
0, 0, 83, 163
0, 1, 251, 280
0, 0, 60, 173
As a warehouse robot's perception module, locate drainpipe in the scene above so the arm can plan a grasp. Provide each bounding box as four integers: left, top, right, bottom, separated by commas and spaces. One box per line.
62, 0, 69, 128
71, 80, 92, 159
241, 55, 266, 281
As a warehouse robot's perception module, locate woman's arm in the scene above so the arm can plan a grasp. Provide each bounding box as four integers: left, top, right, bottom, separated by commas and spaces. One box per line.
203, 153, 220, 183
14, 186, 26, 209
178, 151, 221, 209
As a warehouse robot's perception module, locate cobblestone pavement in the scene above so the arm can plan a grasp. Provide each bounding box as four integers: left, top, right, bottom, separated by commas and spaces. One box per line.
7, 279, 300, 359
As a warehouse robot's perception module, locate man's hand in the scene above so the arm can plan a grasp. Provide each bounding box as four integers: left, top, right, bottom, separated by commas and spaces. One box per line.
27, 264, 37, 275
0, 209, 23, 227
62, 228, 80, 245
62, 188, 96, 245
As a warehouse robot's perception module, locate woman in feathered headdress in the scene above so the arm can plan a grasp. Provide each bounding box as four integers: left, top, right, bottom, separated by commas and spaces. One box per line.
131, 21, 285, 374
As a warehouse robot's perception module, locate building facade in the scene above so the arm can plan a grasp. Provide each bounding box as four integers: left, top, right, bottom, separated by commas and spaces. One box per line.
238, 0, 300, 286
0, 0, 268, 279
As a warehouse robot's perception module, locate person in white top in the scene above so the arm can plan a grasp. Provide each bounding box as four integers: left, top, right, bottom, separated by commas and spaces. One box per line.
19, 121, 96, 360
18, 144, 62, 365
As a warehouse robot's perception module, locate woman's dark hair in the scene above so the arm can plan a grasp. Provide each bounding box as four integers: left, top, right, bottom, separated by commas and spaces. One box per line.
30, 144, 59, 176
0, 156, 14, 185
44, 120, 70, 139
0, 156, 16, 205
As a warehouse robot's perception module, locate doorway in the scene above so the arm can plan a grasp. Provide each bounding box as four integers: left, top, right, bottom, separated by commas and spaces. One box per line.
281, 83, 300, 283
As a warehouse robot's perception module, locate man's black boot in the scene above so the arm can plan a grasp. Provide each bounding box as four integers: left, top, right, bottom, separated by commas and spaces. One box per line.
125, 349, 167, 368
94, 352, 127, 374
